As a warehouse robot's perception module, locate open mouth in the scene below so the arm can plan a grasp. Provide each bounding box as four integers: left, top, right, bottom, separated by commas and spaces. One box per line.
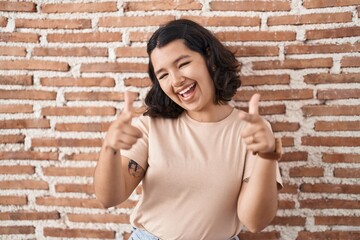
178, 83, 196, 100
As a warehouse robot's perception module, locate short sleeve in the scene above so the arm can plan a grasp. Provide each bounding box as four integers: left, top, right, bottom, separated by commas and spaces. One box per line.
275, 161, 283, 189
121, 115, 150, 170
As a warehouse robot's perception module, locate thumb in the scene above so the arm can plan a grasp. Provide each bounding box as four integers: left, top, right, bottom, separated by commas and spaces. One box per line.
119, 91, 138, 123
123, 91, 137, 114
248, 93, 260, 115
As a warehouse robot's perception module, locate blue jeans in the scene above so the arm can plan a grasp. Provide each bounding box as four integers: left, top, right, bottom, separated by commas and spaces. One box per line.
129, 227, 240, 240
129, 227, 159, 240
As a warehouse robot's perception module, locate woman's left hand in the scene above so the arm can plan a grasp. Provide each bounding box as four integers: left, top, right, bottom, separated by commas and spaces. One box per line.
238, 93, 275, 154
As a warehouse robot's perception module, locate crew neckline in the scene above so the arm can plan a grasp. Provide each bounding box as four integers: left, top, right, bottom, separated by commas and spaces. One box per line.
183, 108, 237, 125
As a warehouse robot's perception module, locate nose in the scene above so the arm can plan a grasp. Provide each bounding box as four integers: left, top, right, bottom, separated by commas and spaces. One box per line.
170, 70, 185, 88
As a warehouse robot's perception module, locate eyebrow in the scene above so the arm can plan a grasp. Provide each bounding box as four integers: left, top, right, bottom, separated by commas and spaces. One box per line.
154, 54, 191, 76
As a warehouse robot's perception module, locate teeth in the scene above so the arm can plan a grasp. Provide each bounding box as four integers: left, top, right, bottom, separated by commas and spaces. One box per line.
179, 83, 195, 95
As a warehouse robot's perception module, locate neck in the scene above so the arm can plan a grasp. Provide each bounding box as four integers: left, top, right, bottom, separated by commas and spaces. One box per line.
186, 104, 233, 122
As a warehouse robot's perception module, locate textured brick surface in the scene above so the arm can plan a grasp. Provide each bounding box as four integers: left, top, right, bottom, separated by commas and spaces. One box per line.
0, 0, 359, 239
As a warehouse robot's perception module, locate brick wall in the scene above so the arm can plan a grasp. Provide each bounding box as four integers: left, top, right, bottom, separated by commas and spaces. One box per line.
0, 0, 359, 239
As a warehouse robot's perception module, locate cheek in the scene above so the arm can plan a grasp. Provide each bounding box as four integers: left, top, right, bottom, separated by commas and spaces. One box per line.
158, 80, 173, 95
190, 62, 211, 79
193, 67, 214, 88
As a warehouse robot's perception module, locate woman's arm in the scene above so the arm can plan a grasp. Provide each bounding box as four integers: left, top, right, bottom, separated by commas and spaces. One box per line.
237, 157, 279, 232
236, 93, 281, 232
93, 92, 144, 208
94, 145, 145, 208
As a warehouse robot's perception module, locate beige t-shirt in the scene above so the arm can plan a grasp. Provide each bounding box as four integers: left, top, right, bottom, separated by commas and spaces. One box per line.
121, 108, 282, 240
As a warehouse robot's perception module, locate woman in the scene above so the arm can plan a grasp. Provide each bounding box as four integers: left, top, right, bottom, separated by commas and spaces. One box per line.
94, 19, 282, 240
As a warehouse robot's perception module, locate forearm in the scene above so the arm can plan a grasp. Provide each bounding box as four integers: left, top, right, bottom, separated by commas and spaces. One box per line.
238, 157, 278, 232
94, 143, 126, 208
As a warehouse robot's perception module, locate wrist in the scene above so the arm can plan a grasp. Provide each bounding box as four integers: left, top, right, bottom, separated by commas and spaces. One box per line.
258, 138, 282, 161
103, 141, 118, 155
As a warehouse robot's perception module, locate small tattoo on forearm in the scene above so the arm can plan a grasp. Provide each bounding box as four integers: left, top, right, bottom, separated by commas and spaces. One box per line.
128, 160, 144, 178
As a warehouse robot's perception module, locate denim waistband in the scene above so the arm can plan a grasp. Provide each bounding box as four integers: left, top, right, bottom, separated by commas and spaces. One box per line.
129, 227, 240, 240
129, 227, 159, 240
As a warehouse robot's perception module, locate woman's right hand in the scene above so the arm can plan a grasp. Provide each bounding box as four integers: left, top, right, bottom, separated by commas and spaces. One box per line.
104, 91, 143, 151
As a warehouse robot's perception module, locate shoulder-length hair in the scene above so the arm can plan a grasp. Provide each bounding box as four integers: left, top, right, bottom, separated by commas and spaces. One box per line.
144, 19, 241, 118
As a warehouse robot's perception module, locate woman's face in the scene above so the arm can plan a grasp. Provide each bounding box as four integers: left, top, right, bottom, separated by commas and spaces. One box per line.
150, 39, 216, 115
